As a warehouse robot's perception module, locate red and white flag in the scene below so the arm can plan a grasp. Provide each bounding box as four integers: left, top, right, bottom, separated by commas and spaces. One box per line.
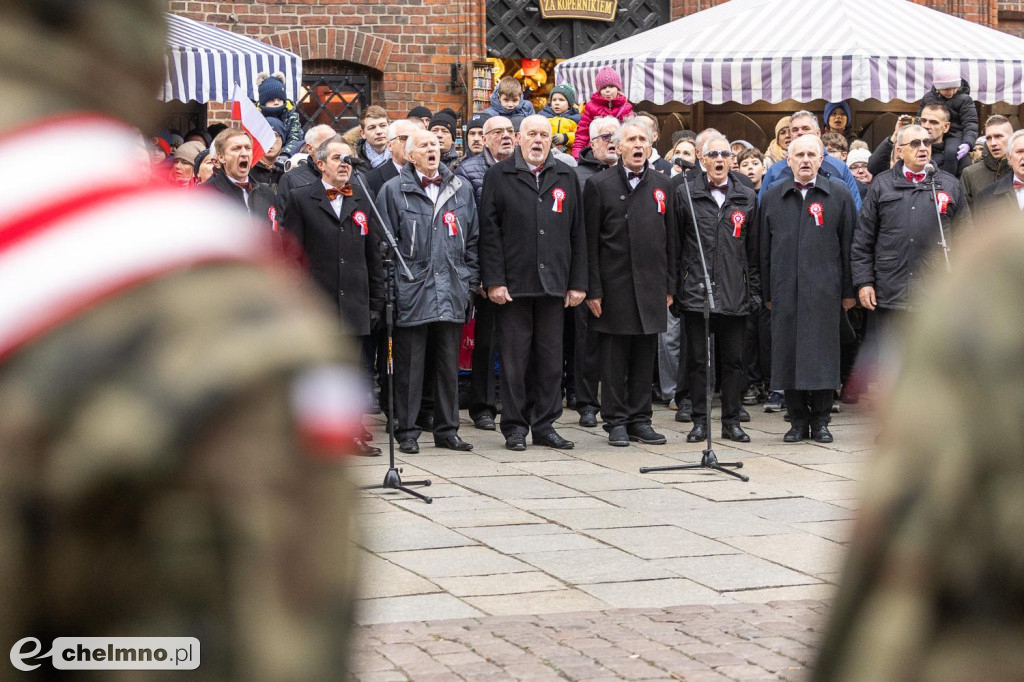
231, 82, 275, 167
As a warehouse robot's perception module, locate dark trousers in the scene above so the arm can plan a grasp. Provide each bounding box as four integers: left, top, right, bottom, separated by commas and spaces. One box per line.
599, 332, 657, 430
684, 312, 745, 425
393, 322, 461, 442
469, 294, 499, 420
672, 317, 690, 405
744, 306, 772, 389
784, 389, 833, 429
573, 305, 602, 413
563, 308, 576, 396
496, 296, 565, 438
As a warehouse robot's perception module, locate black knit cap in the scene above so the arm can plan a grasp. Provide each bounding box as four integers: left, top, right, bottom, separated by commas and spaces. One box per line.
408, 105, 432, 120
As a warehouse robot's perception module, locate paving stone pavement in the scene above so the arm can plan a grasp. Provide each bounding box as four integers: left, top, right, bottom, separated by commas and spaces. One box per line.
345, 397, 875, 680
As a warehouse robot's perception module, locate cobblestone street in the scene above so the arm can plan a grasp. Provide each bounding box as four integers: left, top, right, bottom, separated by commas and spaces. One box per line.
345, 398, 874, 680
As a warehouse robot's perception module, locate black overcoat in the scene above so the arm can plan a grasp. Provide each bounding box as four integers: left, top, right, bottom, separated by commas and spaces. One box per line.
583, 163, 678, 335
674, 173, 759, 317
282, 181, 385, 336
479, 149, 588, 297
208, 169, 277, 231
759, 176, 856, 391
852, 162, 970, 311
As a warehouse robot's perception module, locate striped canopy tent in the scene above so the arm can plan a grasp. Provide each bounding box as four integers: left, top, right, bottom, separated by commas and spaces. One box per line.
162, 13, 302, 104
555, 0, 1024, 106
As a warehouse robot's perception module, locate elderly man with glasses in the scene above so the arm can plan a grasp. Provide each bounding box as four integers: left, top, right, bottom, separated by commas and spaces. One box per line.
852, 124, 970, 330
366, 118, 420, 195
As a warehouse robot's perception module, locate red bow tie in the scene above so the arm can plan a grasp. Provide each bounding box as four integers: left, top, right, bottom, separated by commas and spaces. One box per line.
421, 175, 443, 189
532, 167, 544, 175
1014, 180, 1024, 190
325, 184, 353, 200
906, 171, 925, 183
235, 181, 252, 192
794, 182, 814, 191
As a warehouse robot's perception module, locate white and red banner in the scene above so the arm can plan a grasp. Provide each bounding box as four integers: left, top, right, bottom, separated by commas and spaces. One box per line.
231, 82, 275, 167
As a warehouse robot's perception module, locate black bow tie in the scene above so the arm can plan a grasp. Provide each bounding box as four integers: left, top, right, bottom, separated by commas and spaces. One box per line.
628, 171, 644, 181
707, 181, 727, 193
794, 182, 814, 191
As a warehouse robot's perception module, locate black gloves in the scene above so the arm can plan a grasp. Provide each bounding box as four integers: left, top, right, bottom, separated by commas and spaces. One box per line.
668, 299, 685, 318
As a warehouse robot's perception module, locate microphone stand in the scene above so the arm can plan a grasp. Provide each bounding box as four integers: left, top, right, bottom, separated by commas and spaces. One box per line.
640, 174, 748, 482
352, 165, 433, 503
924, 165, 952, 273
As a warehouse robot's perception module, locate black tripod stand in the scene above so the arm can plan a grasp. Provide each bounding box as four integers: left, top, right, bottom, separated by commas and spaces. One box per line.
639, 175, 748, 482
352, 168, 433, 503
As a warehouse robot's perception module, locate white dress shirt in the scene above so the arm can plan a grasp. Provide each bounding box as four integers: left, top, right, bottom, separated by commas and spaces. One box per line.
322, 179, 343, 218
416, 170, 441, 203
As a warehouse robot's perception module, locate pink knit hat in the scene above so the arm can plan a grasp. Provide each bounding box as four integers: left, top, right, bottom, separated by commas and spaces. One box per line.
932, 62, 962, 90
594, 67, 623, 92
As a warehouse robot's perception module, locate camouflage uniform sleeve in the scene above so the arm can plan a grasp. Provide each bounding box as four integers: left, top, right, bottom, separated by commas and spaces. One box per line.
813, 218, 1024, 682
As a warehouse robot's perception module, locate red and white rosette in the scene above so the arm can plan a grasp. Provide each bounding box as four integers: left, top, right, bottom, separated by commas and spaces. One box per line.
352, 210, 369, 235
936, 190, 951, 214
552, 187, 566, 213
809, 202, 825, 226
653, 188, 666, 214
730, 210, 745, 238
443, 210, 458, 236
268, 205, 279, 232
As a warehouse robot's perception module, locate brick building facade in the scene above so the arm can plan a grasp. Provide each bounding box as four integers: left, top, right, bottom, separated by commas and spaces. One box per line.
169, 0, 1017, 132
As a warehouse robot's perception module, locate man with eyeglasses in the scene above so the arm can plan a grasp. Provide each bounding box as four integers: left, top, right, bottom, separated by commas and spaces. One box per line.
852, 124, 970, 326
575, 116, 621, 191
759, 111, 863, 211
456, 116, 517, 430
867, 103, 968, 179
366, 118, 419, 196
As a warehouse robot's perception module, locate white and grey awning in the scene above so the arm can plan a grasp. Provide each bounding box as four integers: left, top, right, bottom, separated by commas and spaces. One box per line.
162, 13, 302, 104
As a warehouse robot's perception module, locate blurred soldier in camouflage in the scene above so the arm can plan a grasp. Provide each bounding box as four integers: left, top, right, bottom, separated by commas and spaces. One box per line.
814, 209, 1024, 681
0, 1, 360, 679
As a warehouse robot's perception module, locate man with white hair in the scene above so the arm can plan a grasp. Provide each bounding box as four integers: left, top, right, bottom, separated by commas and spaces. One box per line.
276, 123, 336, 211
759, 110, 863, 210
759, 134, 857, 444
366, 118, 419, 195
575, 116, 621, 190
479, 114, 587, 451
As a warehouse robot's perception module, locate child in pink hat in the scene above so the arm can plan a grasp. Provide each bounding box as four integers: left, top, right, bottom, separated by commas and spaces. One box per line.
571, 66, 634, 158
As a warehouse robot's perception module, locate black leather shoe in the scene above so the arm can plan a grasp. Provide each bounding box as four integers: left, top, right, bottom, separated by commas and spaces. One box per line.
686, 422, 707, 442
473, 414, 496, 431
398, 438, 420, 454
533, 431, 575, 449
675, 399, 693, 423
578, 410, 598, 427
354, 438, 382, 457
435, 434, 474, 451
783, 426, 809, 443
607, 425, 630, 447
566, 390, 577, 410
721, 424, 750, 442
628, 425, 667, 445
738, 407, 751, 423
811, 425, 833, 443
505, 434, 527, 451
417, 416, 435, 433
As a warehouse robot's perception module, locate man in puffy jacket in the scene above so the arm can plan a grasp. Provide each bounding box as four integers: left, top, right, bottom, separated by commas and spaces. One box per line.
375, 130, 479, 455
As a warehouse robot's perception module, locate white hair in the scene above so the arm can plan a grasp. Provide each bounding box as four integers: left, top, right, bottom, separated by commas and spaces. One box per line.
1009, 129, 1024, 153
701, 133, 729, 156
896, 124, 928, 146
305, 124, 335, 148
790, 110, 820, 131
589, 116, 620, 140
610, 119, 650, 147
315, 135, 351, 163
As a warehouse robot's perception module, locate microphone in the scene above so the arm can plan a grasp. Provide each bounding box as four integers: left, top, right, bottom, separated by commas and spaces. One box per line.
343, 155, 368, 168
923, 162, 936, 176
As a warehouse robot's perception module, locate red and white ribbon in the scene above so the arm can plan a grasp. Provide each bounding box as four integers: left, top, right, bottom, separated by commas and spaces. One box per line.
809, 202, 824, 226
443, 210, 458, 236
936, 191, 951, 214
353, 210, 369, 235
653, 188, 666, 214
268, 205, 279, 233
731, 210, 745, 237
552, 187, 565, 213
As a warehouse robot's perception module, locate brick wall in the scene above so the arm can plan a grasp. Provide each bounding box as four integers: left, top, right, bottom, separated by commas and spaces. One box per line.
168, 0, 487, 124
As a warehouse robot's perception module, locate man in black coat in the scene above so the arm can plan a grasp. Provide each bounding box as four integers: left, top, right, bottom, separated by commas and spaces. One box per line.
208, 126, 276, 231
366, 119, 418, 196
584, 120, 677, 447
760, 135, 856, 444
853, 124, 970, 323
675, 134, 759, 444
976, 129, 1024, 222
281, 136, 386, 456
867, 104, 969, 179
275, 124, 336, 214
572, 116, 620, 426
455, 115, 516, 431
479, 115, 588, 451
